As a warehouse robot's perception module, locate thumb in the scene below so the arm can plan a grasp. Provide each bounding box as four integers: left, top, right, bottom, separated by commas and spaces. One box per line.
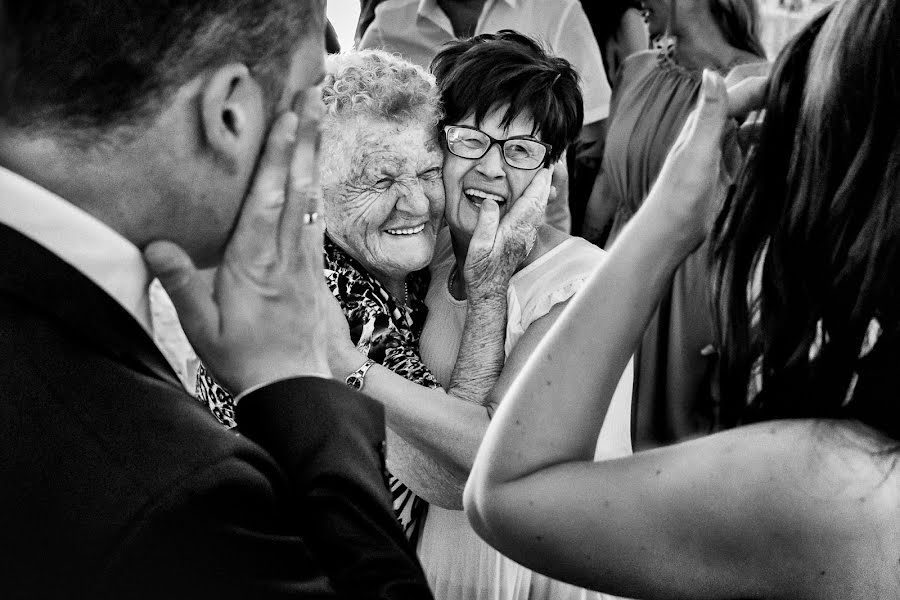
693, 69, 730, 147
468, 198, 501, 257
144, 240, 217, 348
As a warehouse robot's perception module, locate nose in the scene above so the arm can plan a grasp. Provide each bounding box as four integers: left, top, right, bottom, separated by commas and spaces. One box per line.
395, 180, 431, 217
474, 143, 507, 180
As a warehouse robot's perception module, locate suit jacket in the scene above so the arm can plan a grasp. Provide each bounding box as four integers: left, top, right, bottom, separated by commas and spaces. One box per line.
0, 223, 433, 599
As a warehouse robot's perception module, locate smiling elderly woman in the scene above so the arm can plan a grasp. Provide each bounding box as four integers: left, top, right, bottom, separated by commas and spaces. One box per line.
323, 33, 634, 600
195, 49, 511, 543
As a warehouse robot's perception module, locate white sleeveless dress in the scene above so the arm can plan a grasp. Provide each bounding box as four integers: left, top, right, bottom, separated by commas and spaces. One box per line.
417, 228, 634, 600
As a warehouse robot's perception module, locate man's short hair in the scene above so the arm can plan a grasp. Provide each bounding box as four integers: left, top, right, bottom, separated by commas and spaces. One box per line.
0, 0, 324, 136
431, 30, 584, 163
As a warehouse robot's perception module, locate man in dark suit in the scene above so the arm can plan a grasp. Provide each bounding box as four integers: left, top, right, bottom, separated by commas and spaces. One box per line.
0, 1, 433, 598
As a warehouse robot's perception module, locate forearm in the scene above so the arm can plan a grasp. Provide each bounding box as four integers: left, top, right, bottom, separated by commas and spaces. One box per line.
328, 293, 506, 503
447, 291, 507, 411
385, 428, 466, 509
376, 291, 507, 508
362, 364, 489, 476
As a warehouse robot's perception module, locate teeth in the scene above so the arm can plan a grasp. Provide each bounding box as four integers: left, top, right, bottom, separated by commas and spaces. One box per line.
386, 223, 426, 236
465, 188, 506, 205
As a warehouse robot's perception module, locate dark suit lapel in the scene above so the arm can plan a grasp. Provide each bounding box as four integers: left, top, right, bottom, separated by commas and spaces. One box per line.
0, 222, 183, 391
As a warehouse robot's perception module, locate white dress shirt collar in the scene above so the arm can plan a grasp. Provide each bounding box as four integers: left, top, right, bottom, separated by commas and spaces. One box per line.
0, 165, 153, 333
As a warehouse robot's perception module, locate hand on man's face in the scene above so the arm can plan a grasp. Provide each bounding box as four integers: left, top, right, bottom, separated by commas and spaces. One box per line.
145, 89, 334, 394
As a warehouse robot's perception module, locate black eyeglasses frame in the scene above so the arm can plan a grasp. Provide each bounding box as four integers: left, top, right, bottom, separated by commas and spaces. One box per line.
442, 125, 553, 170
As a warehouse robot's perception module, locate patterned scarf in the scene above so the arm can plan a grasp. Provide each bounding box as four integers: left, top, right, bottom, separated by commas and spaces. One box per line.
196, 236, 438, 543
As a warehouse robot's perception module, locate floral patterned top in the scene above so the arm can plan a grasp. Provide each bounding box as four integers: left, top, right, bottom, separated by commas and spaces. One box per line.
195, 236, 440, 543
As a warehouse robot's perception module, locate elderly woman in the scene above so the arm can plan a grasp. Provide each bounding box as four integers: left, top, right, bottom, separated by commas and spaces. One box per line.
466, 2, 900, 598
196, 49, 524, 543
325, 32, 633, 600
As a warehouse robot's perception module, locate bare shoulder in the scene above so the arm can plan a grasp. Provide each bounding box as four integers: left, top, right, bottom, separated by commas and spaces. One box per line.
698, 419, 900, 597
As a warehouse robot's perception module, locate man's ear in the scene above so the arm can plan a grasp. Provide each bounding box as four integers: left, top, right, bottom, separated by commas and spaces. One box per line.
199, 63, 265, 173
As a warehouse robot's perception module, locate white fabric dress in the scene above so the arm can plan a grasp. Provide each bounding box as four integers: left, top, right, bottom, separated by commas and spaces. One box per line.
417, 228, 634, 600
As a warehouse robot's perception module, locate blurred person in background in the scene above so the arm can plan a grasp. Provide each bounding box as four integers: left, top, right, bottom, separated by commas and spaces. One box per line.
466, 2, 900, 597
568, 0, 649, 236
579, 0, 650, 85
358, 0, 615, 235
582, 0, 767, 450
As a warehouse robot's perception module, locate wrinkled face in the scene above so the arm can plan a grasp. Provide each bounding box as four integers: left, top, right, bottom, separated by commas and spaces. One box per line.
442, 106, 543, 244
322, 119, 444, 284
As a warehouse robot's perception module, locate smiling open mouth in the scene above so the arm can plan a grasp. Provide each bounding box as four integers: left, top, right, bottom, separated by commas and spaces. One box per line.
386, 223, 426, 236
465, 188, 507, 207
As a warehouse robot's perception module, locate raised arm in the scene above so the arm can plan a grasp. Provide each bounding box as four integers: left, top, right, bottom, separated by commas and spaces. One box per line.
463, 73, 851, 598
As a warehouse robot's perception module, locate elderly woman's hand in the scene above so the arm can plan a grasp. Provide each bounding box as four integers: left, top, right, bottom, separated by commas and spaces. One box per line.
463, 168, 552, 301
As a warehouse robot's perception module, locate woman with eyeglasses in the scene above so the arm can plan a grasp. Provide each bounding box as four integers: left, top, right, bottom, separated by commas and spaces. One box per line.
326, 30, 633, 600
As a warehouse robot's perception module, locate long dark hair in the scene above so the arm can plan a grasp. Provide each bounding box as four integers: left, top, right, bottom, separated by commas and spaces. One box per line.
711, 0, 900, 440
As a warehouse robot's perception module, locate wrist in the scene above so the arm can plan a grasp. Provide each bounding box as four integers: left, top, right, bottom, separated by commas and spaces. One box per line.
466, 282, 509, 303
335, 346, 368, 380
641, 192, 707, 256
345, 358, 376, 391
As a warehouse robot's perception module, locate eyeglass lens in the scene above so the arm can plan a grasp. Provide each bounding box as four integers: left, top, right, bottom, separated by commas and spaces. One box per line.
445, 126, 547, 170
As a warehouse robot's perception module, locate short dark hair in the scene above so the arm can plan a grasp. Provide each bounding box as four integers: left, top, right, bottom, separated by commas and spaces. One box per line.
0, 0, 323, 135
431, 30, 583, 163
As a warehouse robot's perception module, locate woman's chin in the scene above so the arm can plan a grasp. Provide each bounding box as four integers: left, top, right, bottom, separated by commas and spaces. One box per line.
378, 231, 436, 270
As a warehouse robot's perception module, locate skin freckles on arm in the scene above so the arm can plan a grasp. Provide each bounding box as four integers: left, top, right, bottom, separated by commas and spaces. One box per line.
447, 292, 507, 414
